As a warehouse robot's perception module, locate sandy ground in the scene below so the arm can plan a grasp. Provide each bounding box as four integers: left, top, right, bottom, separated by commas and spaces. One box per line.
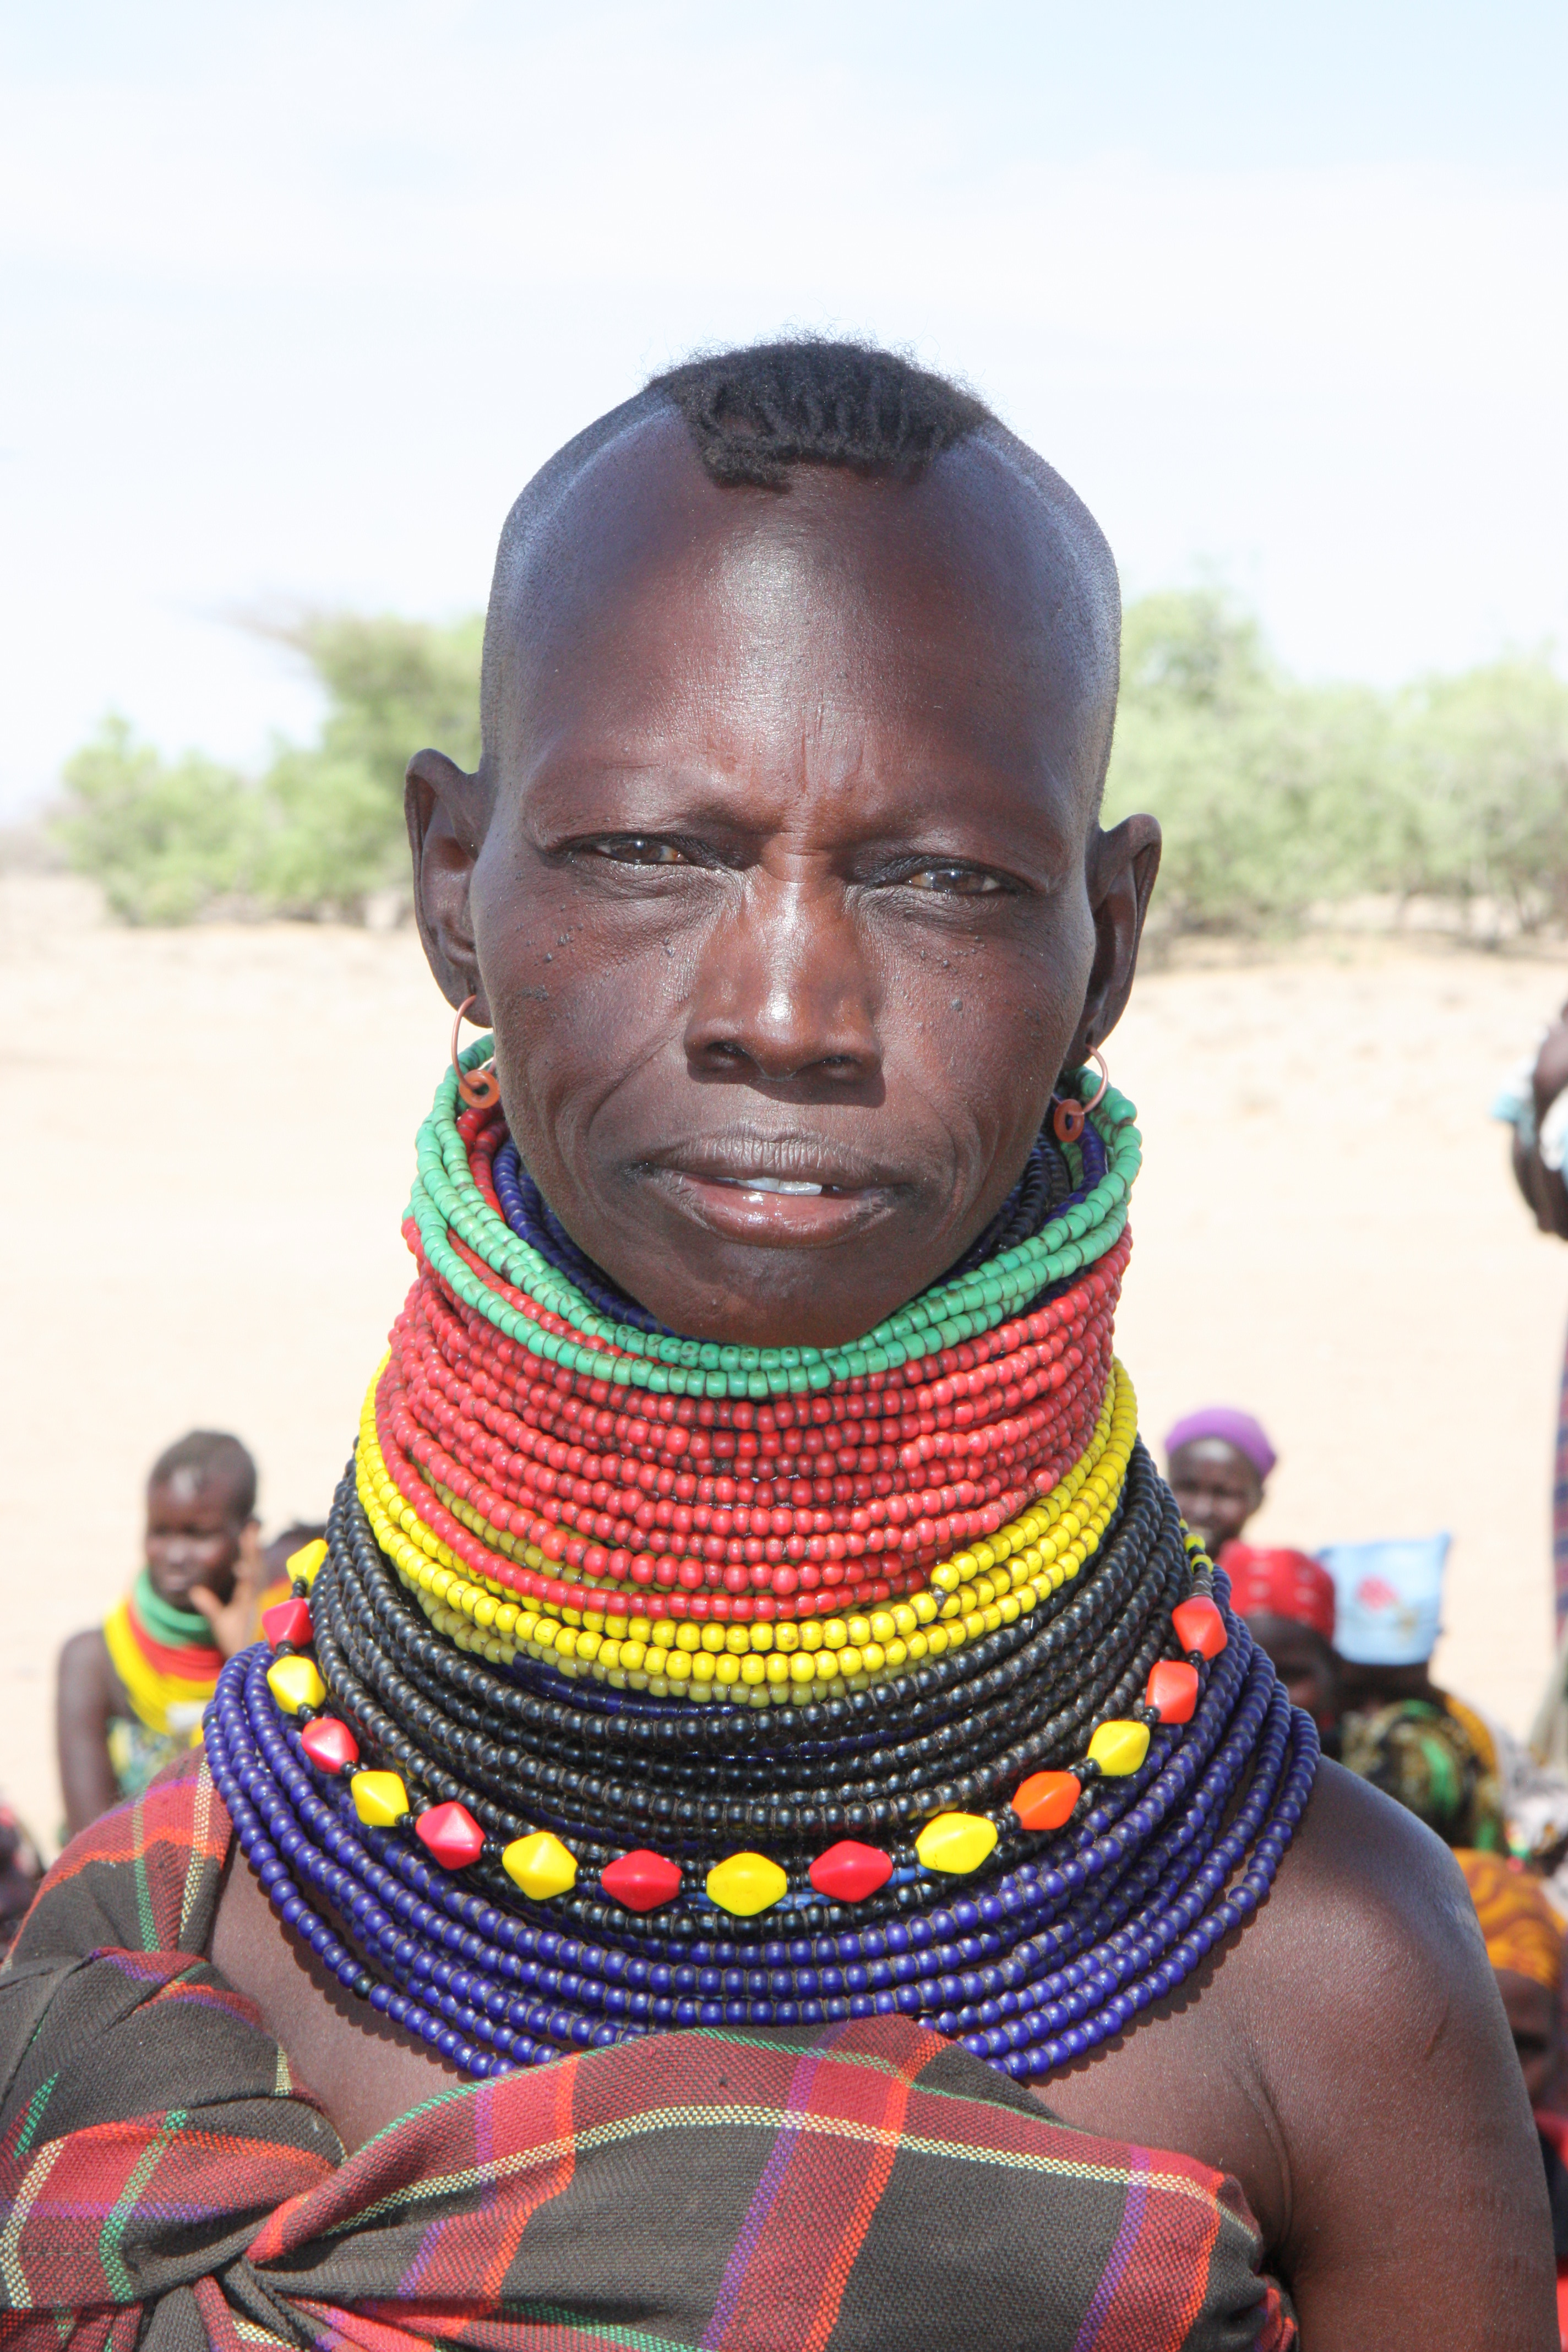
4, 874, 1567, 1853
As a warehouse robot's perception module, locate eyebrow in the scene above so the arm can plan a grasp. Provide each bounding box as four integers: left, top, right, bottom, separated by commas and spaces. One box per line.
520, 742, 1081, 836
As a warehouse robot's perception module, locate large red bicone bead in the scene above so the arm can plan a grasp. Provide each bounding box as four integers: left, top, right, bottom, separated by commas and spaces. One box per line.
1172, 1596, 1228, 1659
1145, 1659, 1200, 1723
809, 1841, 894, 1903
1011, 1770, 1081, 1832
299, 1716, 360, 1773
263, 1597, 314, 1650
601, 1849, 683, 1913
415, 1801, 485, 1870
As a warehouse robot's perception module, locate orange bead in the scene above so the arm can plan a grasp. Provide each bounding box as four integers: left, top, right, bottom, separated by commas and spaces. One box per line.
1011, 1770, 1081, 1832
1145, 1659, 1199, 1723
1172, 1596, 1227, 1659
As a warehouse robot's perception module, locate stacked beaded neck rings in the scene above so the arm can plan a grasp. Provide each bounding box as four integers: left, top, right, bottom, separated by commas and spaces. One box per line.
207, 1042, 1318, 2080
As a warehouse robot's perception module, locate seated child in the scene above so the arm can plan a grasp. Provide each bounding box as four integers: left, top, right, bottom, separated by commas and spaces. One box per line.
1164, 1404, 1275, 1560
55, 1431, 265, 1838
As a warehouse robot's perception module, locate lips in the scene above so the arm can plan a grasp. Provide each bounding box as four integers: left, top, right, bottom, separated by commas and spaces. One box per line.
639, 1133, 902, 1248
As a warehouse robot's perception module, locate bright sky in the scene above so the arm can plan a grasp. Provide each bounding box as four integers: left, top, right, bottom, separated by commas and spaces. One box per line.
3, 1, 1565, 817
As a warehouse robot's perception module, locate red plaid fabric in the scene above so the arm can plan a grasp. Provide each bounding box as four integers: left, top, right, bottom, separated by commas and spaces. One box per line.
0, 1758, 1294, 2350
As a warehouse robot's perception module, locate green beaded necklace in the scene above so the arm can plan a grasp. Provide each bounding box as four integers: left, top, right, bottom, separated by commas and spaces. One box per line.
134, 1569, 217, 1650
406, 1043, 1142, 1401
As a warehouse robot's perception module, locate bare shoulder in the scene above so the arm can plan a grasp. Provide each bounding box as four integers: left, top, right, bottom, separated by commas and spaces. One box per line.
1236, 1756, 1496, 2054
1233, 1762, 1555, 2346
1042, 1760, 1555, 2346
56, 1627, 112, 1688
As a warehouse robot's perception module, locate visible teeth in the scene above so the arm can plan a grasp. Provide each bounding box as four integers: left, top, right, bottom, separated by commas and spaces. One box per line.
738, 1176, 824, 1195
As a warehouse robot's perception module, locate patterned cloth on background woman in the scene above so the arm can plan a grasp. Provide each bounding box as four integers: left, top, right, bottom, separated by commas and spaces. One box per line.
1338, 1697, 1506, 1850
1457, 1849, 1568, 2350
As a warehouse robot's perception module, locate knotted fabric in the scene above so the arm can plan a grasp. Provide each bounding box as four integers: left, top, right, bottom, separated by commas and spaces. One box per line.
0, 1757, 1294, 2350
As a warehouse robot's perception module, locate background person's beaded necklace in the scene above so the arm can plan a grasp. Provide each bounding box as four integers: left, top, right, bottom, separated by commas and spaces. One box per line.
207, 1048, 1318, 2081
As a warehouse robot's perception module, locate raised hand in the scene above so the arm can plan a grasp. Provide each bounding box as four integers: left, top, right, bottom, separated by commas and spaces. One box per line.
187, 1521, 270, 1659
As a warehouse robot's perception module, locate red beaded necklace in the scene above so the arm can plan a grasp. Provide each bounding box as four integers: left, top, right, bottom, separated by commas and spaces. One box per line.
371, 1104, 1126, 1632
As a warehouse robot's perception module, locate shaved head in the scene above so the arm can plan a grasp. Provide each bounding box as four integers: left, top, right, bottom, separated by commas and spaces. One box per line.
479, 346, 1122, 819
409, 339, 1157, 1350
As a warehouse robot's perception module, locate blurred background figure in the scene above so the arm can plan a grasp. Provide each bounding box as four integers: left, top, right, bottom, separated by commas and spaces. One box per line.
1164, 1406, 1276, 1560
55, 1431, 266, 1838
260, 1523, 328, 1589
1499, 1001, 1568, 1772
1221, 1544, 1341, 1749
1324, 1533, 1507, 1850
1457, 1849, 1568, 2346
0, 1796, 45, 1961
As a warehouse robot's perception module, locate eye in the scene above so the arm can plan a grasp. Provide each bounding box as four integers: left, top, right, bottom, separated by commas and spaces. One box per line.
903, 863, 1006, 896
586, 836, 692, 866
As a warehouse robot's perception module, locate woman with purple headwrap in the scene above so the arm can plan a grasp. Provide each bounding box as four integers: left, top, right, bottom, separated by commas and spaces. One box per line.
1165, 1405, 1277, 1562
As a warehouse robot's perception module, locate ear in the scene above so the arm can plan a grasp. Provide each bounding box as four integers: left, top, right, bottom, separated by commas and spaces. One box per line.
1065, 813, 1161, 1067
405, 749, 493, 1020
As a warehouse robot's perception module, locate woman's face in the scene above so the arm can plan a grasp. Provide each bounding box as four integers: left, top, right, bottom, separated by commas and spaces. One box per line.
1243, 1610, 1338, 1729
1167, 1439, 1264, 1555
412, 418, 1159, 1348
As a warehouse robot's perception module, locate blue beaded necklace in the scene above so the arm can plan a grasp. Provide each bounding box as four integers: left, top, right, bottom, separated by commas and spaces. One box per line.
208, 1554, 1312, 2077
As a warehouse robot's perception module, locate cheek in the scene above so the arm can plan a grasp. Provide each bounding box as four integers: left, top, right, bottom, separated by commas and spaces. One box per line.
875, 926, 1083, 1135
470, 849, 679, 1133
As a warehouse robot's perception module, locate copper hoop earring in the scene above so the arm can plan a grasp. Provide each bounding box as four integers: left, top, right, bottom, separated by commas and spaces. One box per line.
1051, 1046, 1109, 1146
451, 993, 501, 1111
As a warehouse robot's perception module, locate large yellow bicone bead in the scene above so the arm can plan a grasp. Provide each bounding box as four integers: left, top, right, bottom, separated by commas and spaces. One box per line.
266, 1654, 325, 1715
286, 1538, 328, 1587
916, 1812, 998, 1875
351, 1769, 411, 1827
706, 1851, 788, 1916
502, 1831, 578, 1901
1087, 1719, 1151, 1776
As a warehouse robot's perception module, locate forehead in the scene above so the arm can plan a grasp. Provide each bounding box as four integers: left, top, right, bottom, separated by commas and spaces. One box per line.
490, 412, 1115, 821
148, 1468, 239, 1516
1170, 1440, 1257, 1482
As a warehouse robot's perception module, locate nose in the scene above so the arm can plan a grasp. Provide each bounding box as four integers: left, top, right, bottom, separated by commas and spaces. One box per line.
683, 865, 881, 1087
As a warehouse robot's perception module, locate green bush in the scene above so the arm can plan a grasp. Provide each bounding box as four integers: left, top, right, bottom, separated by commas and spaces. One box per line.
1381, 662, 1568, 928
1103, 591, 1391, 931
51, 614, 483, 923
247, 612, 486, 914
1103, 592, 1568, 935
54, 718, 261, 924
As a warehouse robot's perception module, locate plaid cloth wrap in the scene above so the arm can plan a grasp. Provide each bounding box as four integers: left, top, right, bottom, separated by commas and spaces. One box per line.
0, 1757, 1294, 2351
